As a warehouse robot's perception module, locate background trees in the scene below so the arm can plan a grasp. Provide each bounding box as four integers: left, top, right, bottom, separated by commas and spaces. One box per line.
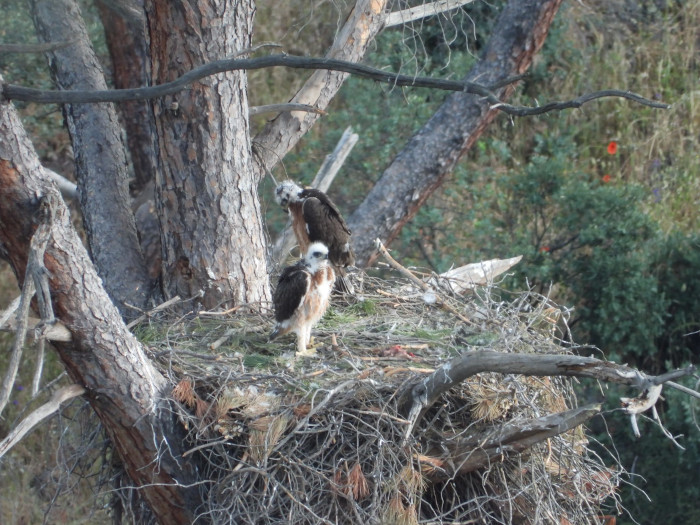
0, 0, 698, 523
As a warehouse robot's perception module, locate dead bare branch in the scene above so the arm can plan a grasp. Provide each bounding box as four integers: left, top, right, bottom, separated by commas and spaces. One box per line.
1, 54, 670, 114
375, 238, 473, 324
0, 193, 56, 416
398, 349, 696, 425
384, 0, 477, 28
0, 384, 86, 459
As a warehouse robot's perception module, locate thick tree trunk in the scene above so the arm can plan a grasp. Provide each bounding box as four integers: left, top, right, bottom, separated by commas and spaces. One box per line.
144, 0, 270, 309
29, 0, 154, 314
97, 0, 158, 195
0, 79, 200, 525
348, 0, 563, 265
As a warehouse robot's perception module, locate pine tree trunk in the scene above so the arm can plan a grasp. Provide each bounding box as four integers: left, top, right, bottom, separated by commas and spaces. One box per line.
145, 0, 270, 309
29, 0, 154, 314
0, 77, 200, 524
97, 0, 158, 195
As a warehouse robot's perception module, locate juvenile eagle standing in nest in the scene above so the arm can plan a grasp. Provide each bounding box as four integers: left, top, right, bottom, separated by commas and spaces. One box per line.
270, 242, 335, 357
275, 180, 355, 291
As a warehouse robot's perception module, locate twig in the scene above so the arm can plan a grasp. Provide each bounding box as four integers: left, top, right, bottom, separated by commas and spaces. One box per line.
0, 384, 85, 459
210, 329, 236, 351
375, 239, 473, 325
0, 296, 21, 329
126, 296, 182, 329
666, 380, 700, 400
0, 316, 72, 342
32, 339, 46, 396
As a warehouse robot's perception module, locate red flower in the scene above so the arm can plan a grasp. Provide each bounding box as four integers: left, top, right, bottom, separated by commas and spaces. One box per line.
540, 246, 550, 253
602, 174, 612, 183
607, 141, 618, 155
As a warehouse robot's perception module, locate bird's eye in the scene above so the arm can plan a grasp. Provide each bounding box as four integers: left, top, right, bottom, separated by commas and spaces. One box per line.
313, 252, 322, 258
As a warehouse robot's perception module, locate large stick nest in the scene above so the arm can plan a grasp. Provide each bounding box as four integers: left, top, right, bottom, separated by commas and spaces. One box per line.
135, 269, 622, 524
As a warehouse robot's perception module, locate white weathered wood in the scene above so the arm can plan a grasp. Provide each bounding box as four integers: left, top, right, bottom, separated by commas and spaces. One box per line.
428, 255, 523, 294
384, 0, 477, 28
44, 167, 77, 199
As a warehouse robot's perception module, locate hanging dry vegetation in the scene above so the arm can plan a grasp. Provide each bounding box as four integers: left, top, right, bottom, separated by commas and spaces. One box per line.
133, 268, 623, 524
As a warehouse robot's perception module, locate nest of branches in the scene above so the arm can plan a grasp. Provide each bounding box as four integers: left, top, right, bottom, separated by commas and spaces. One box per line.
136, 269, 622, 525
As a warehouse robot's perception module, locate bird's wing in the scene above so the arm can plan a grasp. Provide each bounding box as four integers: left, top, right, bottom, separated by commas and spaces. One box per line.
302, 194, 355, 267
300, 189, 352, 236
273, 264, 311, 322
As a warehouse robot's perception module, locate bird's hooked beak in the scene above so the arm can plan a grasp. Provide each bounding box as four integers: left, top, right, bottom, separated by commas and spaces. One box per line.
276, 193, 289, 208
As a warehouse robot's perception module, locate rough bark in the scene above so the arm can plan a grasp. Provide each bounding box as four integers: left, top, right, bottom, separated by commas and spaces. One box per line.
145, 0, 270, 309
0, 80, 200, 525
97, 0, 158, 195
252, 0, 387, 177
30, 0, 154, 314
348, 0, 564, 265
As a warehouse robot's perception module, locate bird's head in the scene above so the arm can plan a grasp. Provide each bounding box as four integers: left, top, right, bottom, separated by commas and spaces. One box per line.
275, 180, 303, 208
304, 242, 330, 271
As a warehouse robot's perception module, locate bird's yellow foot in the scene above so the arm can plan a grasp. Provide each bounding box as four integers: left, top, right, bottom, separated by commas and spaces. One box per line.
295, 347, 317, 357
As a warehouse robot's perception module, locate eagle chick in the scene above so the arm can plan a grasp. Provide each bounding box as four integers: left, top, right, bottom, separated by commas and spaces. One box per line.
270, 242, 335, 356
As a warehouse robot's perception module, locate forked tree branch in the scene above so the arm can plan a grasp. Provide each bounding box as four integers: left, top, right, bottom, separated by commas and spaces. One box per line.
0, 384, 85, 460
1, 54, 670, 115
398, 350, 697, 427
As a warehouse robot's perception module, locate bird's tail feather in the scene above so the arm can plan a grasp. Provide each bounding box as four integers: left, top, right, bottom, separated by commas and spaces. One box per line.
333, 266, 355, 295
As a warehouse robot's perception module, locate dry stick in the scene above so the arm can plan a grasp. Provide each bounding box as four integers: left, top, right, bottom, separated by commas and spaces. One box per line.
0, 384, 86, 459
0, 296, 21, 329
374, 239, 474, 325
126, 295, 182, 329
1, 54, 671, 116
666, 380, 700, 401
0, 315, 72, 342
0, 194, 56, 415
272, 126, 359, 265
31, 339, 46, 397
